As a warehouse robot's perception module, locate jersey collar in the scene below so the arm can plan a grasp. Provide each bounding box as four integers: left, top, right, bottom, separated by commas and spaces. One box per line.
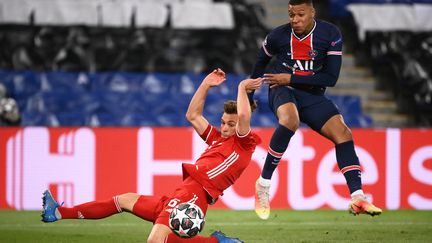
291, 19, 316, 41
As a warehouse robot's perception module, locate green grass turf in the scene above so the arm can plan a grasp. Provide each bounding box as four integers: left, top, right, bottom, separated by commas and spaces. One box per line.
0, 210, 431, 242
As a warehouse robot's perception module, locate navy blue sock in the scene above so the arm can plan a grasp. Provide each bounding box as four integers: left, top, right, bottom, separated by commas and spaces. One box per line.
261, 125, 295, 179
336, 140, 362, 194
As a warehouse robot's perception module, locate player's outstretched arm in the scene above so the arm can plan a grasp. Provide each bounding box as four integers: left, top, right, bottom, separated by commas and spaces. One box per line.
186, 68, 226, 135
236, 78, 263, 136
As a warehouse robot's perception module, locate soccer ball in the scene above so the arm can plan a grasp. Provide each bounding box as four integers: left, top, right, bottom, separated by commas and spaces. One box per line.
169, 202, 205, 238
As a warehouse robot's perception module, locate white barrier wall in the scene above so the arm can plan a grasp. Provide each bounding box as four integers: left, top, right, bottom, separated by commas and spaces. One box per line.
348, 3, 432, 40
0, 0, 233, 28
0, 127, 431, 210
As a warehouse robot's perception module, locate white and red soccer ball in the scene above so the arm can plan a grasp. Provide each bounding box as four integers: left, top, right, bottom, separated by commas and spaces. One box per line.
169, 202, 205, 238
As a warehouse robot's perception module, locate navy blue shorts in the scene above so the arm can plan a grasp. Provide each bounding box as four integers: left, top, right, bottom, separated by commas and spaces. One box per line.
268, 86, 340, 131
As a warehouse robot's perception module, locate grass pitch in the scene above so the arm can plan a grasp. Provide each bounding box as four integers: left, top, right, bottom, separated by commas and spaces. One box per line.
0, 209, 431, 242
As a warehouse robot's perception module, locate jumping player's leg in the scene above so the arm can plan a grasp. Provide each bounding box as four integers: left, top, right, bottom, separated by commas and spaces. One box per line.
320, 115, 362, 194
320, 115, 382, 216
298, 93, 361, 196
261, 103, 298, 180
261, 87, 299, 180
298, 92, 381, 216
255, 87, 298, 220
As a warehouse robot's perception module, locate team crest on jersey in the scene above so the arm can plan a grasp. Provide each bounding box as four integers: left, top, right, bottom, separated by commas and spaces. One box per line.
308, 50, 318, 58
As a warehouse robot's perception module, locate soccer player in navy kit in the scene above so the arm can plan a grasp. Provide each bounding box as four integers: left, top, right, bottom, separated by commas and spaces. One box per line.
251, 0, 382, 220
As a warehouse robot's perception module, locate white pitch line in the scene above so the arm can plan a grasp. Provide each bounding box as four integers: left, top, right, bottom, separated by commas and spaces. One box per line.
211, 221, 431, 226
0, 221, 430, 228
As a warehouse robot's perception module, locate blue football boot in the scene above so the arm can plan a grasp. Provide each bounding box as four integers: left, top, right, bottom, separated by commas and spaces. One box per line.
210, 231, 244, 243
41, 190, 60, 222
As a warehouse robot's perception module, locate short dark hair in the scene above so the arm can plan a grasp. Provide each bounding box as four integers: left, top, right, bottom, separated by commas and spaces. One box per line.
223, 100, 258, 114
289, 0, 313, 6
224, 100, 237, 114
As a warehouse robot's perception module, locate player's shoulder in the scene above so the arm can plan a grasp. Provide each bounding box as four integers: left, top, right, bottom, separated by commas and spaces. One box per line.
251, 131, 262, 145
235, 130, 262, 145
272, 23, 291, 32
316, 19, 341, 35
265, 24, 291, 47
268, 23, 291, 37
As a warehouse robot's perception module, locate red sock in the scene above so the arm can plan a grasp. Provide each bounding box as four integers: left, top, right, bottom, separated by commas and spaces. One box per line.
58, 196, 122, 219
166, 233, 217, 243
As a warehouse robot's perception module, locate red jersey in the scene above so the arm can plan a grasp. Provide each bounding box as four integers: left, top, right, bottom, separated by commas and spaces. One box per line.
182, 124, 261, 203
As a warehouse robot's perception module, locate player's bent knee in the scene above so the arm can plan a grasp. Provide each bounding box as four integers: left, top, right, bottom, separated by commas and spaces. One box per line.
332, 125, 353, 144
117, 192, 140, 211
322, 115, 354, 144
147, 224, 171, 243
278, 117, 299, 131
340, 125, 353, 141
147, 236, 161, 243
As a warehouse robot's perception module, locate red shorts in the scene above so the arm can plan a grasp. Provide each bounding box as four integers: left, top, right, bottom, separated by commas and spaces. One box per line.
133, 177, 210, 227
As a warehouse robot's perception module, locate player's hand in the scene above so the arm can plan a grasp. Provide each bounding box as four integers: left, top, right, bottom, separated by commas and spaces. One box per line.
203, 68, 226, 87
240, 78, 263, 92
263, 73, 291, 88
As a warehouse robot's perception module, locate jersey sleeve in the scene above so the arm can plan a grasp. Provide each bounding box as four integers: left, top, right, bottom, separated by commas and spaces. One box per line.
251, 29, 278, 78
327, 27, 343, 56
199, 124, 220, 145
262, 30, 278, 57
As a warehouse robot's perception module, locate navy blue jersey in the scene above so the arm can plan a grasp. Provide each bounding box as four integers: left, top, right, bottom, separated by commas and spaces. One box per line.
251, 19, 343, 90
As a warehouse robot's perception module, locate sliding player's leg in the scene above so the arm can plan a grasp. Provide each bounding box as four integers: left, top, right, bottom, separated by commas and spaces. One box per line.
42, 190, 123, 222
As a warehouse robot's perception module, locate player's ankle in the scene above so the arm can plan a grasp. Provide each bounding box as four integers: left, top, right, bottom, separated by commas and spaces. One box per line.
350, 189, 364, 199
257, 176, 271, 187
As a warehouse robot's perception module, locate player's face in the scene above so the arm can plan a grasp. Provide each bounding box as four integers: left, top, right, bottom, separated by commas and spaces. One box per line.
220, 113, 238, 138
288, 3, 315, 36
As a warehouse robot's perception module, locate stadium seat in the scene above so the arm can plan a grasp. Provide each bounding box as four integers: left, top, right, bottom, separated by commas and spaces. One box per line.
21, 111, 59, 126
121, 113, 158, 127
89, 112, 121, 127
328, 95, 362, 116
251, 112, 277, 127
1, 71, 40, 99
55, 112, 87, 126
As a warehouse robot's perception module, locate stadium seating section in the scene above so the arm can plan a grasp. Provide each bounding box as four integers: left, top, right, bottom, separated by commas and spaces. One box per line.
360, 31, 432, 126
0, 0, 374, 127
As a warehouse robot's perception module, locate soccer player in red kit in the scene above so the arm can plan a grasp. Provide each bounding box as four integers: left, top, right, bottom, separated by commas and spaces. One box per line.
41, 68, 263, 243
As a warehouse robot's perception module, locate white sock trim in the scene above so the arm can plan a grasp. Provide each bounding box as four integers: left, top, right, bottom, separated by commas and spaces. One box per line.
55, 208, 62, 219
258, 176, 271, 187
113, 196, 123, 213
351, 189, 364, 198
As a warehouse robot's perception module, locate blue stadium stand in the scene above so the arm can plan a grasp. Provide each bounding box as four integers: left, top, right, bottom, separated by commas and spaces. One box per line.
1, 71, 372, 127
